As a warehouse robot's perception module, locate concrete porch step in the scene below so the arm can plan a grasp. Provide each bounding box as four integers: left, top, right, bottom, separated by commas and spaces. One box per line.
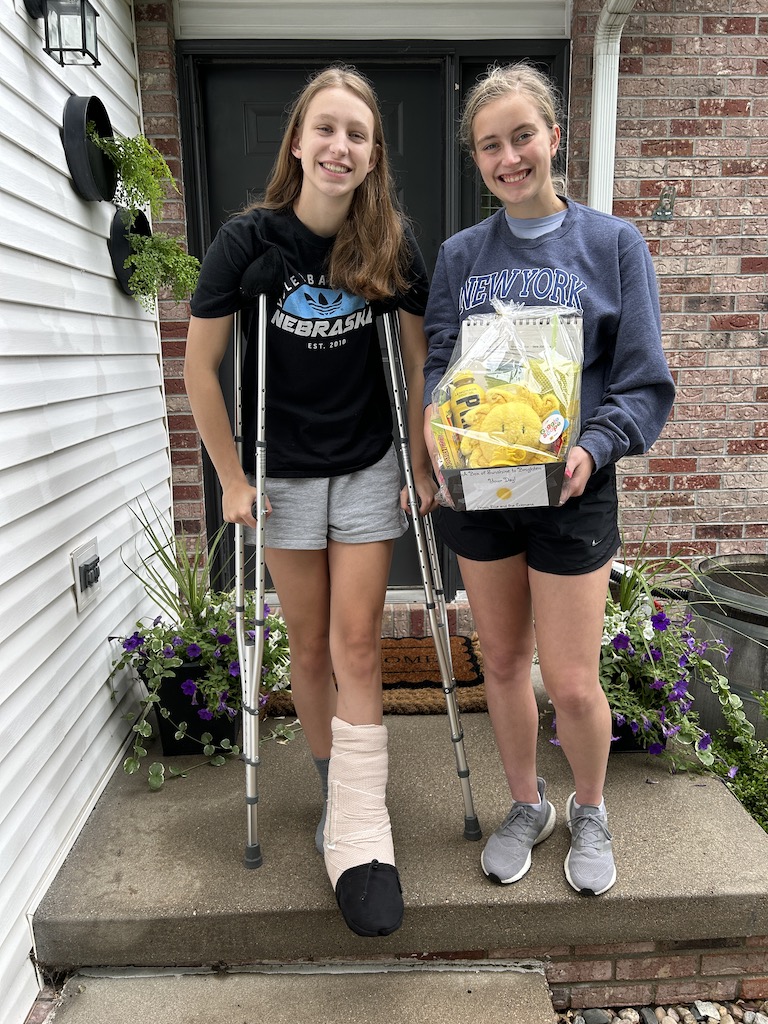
47, 965, 557, 1024
33, 670, 768, 1004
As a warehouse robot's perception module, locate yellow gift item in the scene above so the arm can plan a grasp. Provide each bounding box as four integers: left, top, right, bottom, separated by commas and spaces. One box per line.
449, 373, 486, 432
460, 397, 543, 469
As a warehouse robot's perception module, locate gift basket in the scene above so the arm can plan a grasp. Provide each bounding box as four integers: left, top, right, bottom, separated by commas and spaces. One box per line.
430, 302, 583, 511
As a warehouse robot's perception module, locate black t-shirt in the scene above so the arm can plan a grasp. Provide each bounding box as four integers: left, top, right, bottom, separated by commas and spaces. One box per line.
190, 208, 429, 478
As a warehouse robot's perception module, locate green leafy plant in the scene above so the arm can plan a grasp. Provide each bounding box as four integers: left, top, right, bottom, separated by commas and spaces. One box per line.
710, 690, 768, 834
110, 500, 292, 790
88, 127, 176, 223
550, 544, 757, 774
88, 124, 201, 310
124, 227, 200, 312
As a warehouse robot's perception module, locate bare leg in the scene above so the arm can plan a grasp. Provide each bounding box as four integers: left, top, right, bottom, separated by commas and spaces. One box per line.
327, 539, 394, 725
458, 553, 539, 804
265, 547, 336, 759
530, 560, 613, 806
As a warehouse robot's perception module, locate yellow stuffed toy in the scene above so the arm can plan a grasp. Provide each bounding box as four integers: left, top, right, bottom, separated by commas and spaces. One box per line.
459, 385, 547, 468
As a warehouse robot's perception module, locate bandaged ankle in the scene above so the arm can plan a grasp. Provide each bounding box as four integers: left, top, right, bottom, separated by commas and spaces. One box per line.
313, 756, 330, 854
323, 717, 395, 890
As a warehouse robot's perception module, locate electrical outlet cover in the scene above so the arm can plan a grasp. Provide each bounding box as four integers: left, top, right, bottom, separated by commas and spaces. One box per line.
71, 538, 101, 613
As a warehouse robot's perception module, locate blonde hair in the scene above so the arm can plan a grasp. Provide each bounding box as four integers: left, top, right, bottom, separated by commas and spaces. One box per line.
246, 65, 410, 301
460, 62, 566, 193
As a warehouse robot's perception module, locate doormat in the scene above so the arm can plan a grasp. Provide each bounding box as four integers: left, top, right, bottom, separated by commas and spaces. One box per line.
264, 636, 486, 717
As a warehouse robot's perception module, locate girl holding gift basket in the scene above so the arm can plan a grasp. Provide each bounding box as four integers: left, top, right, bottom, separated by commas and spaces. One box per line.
423, 63, 675, 895
185, 65, 436, 937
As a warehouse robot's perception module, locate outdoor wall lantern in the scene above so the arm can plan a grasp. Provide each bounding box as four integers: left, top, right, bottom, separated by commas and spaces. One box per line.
24, 0, 100, 67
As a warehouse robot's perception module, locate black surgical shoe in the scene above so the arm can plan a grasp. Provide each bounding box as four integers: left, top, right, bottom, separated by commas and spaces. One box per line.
335, 860, 404, 937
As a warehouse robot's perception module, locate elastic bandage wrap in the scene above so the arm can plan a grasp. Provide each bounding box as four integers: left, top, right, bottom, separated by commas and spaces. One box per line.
323, 716, 395, 889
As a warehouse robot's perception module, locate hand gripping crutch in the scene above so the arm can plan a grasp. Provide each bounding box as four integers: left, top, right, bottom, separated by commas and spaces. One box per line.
234, 247, 284, 869
381, 312, 481, 841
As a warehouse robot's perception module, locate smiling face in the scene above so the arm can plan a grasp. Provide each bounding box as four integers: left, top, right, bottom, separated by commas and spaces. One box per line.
471, 91, 563, 219
291, 86, 379, 223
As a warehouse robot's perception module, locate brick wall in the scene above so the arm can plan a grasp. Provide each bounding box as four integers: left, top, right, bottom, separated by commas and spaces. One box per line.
134, 1, 204, 538
539, 934, 768, 1009
136, 1, 768, 561
569, 0, 768, 560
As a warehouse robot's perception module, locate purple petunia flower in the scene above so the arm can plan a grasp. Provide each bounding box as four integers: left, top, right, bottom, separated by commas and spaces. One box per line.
728, 765, 738, 778
162, 646, 175, 658
612, 633, 632, 652
198, 708, 213, 720
648, 743, 665, 756
181, 678, 197, 697
651, 610, 670, 631
650, 678, 665, 690
615, 714, 626, 727
669, 680, 689, 702
630, 720, 639, 734
217, 691, 229, 713
217, 633, 231, 645
171, 636, 184, 647
153, 615, 163, 626
229, 660, 240, 677
186, 643, 202, 659
122, 632, 145, 652
264, 603, 271, 616
649, 648, 663, 662
697, 733, 712, 751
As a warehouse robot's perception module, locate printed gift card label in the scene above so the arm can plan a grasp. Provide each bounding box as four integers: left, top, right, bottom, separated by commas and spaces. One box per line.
460, 466, 551, 510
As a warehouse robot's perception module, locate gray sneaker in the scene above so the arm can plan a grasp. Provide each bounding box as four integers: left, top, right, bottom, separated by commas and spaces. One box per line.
481, 777, 556, 884
564, 793, 617, 895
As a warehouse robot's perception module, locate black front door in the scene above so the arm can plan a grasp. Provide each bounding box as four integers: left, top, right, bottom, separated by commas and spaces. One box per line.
195, 60, 443, 588
179, 42, 569, 596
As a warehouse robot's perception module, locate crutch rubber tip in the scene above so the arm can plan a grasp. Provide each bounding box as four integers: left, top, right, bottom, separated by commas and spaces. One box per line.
335, 860, 403, 937
243, 843, 263, 869
463, 816, 483, 842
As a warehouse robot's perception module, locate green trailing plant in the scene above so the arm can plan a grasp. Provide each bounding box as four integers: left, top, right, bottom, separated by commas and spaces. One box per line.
711, 692, 768, 834
109, 499, 292, 790
549, 529, 757, 774
88, 126, 176, 223
124, 226, 200, 312
88, 124, 201, 309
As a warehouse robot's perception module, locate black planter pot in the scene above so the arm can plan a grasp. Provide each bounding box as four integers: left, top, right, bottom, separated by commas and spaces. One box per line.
61, 95, 117, 202
108, 208, 151, 295
689, 554, 768, 742
152, 663, 241, 756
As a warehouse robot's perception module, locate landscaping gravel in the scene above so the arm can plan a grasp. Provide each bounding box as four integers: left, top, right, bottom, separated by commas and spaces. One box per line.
557, 999, 768, 1024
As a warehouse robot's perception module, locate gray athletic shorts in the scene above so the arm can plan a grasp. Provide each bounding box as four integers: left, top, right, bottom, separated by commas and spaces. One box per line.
246, 445, 409, 550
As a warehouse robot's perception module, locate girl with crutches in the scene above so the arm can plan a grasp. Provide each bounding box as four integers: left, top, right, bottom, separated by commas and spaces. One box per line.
184, 65, 436, 937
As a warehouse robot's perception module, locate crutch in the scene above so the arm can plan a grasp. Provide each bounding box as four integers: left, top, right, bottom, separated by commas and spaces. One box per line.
381, 311, 482, 841
234, 247, 284, 869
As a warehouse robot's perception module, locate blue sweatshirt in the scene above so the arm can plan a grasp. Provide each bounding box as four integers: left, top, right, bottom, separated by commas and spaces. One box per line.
423, 200, 675, 471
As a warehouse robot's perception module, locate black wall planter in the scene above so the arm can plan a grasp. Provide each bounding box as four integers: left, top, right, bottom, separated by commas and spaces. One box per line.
108, 208, 151, 295
61, 95, 117, 202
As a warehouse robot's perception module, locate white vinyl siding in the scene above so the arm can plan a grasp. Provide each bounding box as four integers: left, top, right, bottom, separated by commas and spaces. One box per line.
174, 0, 572, 40
0, 4, 174, 1024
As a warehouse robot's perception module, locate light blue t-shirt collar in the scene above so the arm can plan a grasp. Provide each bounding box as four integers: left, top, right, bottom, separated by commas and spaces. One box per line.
505, 208, 567, 240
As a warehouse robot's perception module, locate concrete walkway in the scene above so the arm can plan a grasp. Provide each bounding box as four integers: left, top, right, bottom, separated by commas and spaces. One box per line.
34, 668, 768, 971
47, 965, 558, 1024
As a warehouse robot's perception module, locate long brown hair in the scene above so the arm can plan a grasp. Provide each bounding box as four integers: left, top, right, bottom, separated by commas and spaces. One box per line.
246, 65, 411, 301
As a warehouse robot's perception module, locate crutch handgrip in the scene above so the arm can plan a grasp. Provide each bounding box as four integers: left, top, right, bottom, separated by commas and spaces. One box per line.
240, 245, 284, 304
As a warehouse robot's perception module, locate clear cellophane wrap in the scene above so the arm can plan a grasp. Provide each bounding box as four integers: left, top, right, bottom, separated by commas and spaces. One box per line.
430, 303, 584, 510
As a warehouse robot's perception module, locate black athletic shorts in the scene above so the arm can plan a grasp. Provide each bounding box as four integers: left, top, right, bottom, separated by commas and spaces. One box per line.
434, 464, 620, 576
